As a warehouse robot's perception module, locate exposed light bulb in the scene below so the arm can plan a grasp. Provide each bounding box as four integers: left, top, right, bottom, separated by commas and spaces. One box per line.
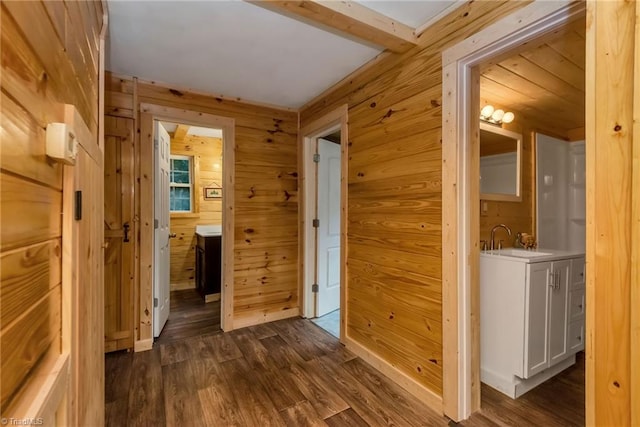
491, 109, 505, 122
480, 105, 494, 119
502, 112, 515, 124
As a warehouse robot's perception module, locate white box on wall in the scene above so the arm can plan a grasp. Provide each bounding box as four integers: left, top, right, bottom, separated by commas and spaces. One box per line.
46, 122, 78, 165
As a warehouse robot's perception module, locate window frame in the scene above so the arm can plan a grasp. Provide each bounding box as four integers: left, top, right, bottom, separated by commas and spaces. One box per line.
169, 154, 194, 213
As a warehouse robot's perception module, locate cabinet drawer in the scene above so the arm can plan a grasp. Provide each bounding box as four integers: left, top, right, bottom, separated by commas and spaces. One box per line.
571, 257, 585, 289
569, 289, 585, 320
568, 319, 585, 352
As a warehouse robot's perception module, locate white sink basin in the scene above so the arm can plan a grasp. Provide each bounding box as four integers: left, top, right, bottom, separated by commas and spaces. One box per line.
195, 224, 222, 237
488, 248, 553, 258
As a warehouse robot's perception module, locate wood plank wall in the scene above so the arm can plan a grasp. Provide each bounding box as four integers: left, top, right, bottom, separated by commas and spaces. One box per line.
105, 73, 300, 333
170, 135, 223, 289
0, 0, 104, 423
300, 1, 529, 400
586, 0, 638, 425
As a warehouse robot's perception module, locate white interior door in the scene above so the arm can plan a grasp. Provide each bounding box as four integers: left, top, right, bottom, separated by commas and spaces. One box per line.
316, 138, 341, 317
154, 121, 171, 337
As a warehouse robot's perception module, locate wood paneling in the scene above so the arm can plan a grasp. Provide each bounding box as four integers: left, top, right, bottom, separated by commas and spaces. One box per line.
480, 18, 585, 136
106, 73, 299, 336
585, 0, 637, 425
0, 172, 62, 253
0, 0, 104, 423
300, 0, 529, 405
0, 287, 61, 409
169, 135, 223, 289
0, 240, 61, 331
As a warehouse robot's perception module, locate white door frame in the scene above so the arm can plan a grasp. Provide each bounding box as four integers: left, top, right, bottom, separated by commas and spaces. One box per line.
140, 104, 236, 338
299, 105, 348, 333
441, 0, 585, 421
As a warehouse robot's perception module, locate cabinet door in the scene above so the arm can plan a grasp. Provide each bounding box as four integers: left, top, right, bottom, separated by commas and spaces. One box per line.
524, 262, 551, 378
549, 260, 571, 366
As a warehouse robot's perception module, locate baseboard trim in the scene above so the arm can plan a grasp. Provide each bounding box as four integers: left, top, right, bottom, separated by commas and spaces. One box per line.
134, 338, 153, 352
232, 308, 300, 330
170, 281, 195, 292
343, 335, 443, 412
205, 293, 221, 303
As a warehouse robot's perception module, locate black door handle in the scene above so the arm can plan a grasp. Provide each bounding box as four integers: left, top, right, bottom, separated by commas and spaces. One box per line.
123, 222, 130, 243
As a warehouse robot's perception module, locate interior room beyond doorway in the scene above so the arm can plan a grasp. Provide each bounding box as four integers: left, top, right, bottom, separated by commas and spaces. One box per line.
154, 121, 225, 342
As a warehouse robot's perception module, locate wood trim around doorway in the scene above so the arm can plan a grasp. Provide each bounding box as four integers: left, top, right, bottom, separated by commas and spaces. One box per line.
137, 104, 235, 348
440, 0, 586, 421
298, 105, 348, 338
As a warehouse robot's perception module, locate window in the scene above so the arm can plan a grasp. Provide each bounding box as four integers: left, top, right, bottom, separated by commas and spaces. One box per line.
170, 155, 193, 212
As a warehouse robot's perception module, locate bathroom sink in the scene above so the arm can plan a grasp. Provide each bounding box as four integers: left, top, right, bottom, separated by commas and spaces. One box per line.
195, 224, 222, 237
488, 248, 553, 258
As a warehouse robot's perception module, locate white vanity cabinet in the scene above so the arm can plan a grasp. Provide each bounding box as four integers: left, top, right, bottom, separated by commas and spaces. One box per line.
480, 250, 585, 398
568, 259, 586, 352
524, 259, 570, 378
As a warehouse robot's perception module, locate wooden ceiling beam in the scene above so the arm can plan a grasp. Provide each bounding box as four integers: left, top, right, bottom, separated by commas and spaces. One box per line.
246, 1, 418, 53
173, 125, 190, 141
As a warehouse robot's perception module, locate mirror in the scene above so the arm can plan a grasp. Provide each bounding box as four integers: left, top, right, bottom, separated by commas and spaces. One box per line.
479, 122, 522, 201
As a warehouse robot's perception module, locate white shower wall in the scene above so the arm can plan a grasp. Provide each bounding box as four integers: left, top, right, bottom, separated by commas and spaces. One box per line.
536, 134, 585, 252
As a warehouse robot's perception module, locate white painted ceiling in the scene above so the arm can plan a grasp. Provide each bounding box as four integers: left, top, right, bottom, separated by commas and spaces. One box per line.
358, 1, 460, 28
107, 0, 459, 109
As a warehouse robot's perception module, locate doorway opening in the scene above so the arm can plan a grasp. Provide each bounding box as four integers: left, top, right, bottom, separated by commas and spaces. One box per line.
310, 129, 341, 338
153, 120, 225, 343
441, 1, 587, 421
137, 104, 235, 350
300, 105, 348, 340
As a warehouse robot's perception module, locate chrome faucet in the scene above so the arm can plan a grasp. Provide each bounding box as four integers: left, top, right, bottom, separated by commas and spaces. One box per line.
490, 224, 512, 250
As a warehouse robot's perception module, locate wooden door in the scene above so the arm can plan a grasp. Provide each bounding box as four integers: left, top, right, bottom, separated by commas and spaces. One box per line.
316, 138, 341, 317
154, 121, 171, 337
104, 116, 135, 352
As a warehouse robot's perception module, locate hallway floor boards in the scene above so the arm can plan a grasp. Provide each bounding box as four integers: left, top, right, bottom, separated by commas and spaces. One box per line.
105, 317, 584, 426
154, 289, 221, 345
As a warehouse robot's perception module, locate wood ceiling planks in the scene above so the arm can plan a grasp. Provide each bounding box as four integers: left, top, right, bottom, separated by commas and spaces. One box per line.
480, 17, 586, 136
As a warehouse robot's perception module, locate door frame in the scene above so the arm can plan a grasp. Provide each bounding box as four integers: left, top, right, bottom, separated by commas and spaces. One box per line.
440, 0, 585, 421
138, 104, 235, 349
299, 105, 348, 335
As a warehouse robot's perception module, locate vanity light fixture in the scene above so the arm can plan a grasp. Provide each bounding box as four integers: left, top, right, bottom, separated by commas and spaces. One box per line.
480, 104, 515, 126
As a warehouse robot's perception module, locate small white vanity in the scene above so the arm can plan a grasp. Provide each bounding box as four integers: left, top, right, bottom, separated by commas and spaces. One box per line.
480, 248, 585, 398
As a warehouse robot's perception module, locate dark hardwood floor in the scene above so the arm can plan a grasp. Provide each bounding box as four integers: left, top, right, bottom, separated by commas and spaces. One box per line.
106, 315, 584, 426
463, 352, 585, 427
154, 289, 221, 345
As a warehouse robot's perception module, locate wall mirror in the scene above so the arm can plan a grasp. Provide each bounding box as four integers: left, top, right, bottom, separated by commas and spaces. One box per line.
479, 122, 522, 202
